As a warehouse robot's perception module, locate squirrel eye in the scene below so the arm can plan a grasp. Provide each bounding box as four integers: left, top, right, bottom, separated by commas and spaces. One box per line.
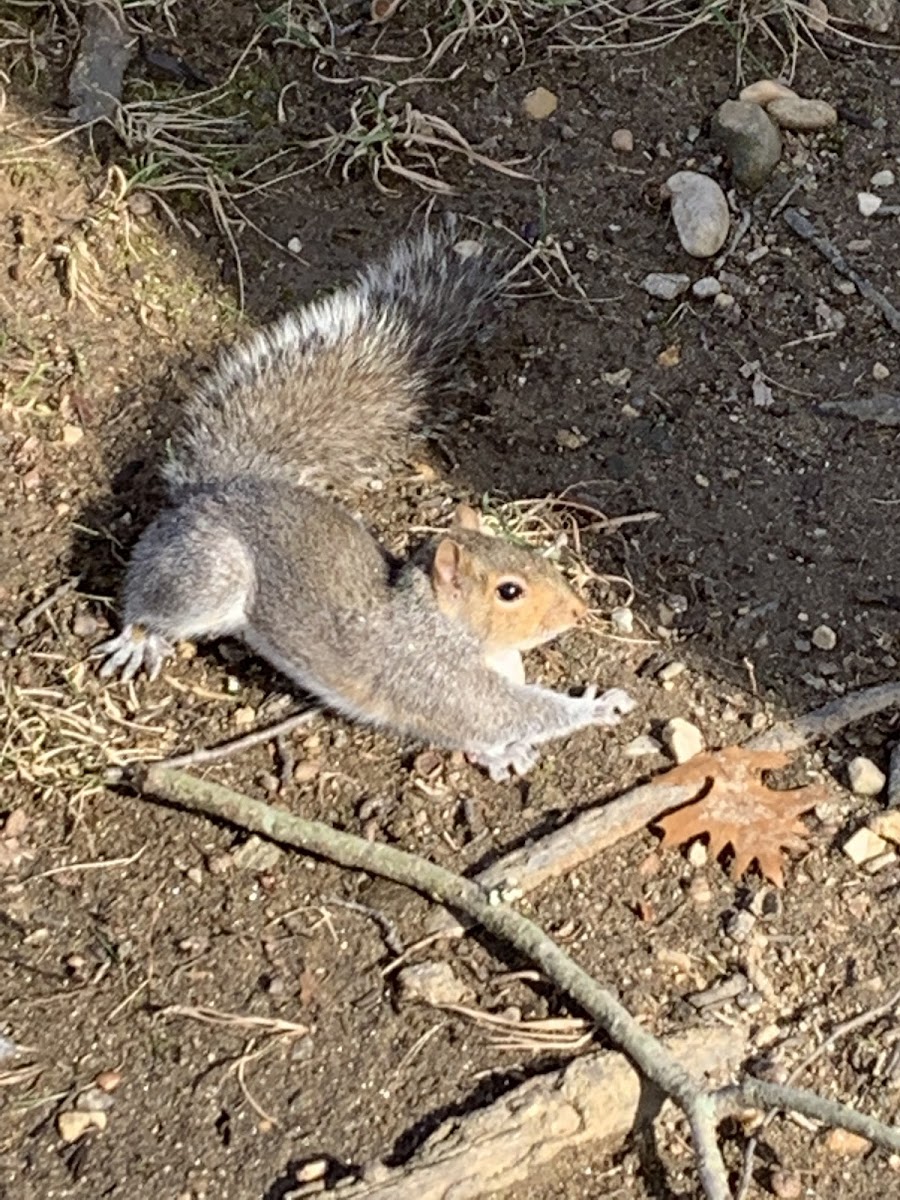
496, 580, 524, 603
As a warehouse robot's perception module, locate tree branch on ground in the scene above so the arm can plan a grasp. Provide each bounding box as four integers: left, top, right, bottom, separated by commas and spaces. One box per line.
133, 762, 900, 1200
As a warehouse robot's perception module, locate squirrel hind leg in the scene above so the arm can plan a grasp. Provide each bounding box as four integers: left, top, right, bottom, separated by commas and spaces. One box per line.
97, 509, 256, 682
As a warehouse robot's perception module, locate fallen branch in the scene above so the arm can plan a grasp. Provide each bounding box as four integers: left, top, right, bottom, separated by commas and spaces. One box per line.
425, 781, 697, 936
330, 1026, 747, 1200
427, 682, 900, 935
133, 763, 900, 1200
783, 208, 900, 335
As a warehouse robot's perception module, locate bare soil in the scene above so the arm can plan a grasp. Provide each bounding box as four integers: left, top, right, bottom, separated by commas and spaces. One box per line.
1, 5, 899, 1200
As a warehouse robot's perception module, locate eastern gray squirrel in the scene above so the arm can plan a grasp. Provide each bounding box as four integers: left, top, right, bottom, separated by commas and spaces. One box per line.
97, 223, 634, 780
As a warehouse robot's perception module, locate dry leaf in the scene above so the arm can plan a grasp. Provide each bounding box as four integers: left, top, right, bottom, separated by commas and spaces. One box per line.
651, 747, 826, 887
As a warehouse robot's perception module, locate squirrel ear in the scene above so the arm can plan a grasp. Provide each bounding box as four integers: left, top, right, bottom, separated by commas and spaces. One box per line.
432, 537, 468, 594
453, 503, 483, 533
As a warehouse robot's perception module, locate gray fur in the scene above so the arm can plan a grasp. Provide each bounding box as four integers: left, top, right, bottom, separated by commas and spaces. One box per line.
165, 224, 503, 494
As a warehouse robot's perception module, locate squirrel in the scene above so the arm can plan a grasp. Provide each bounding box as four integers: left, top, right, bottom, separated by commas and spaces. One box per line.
97, 223, 634, 780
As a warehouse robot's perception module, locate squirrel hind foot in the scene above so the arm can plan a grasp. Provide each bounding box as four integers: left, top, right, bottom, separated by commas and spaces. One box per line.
584, 686, 636, 727
96, 625, 173, 683
468, 741, 541, 783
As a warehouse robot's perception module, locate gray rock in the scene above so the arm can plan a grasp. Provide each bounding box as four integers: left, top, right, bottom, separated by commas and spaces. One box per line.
640, 271, 691, 300
829, 0, 896, 31
397, 961, 473, 1007
68, 3, 134, 123
692, 276, 722, 299
711, 100, 782, 191
767, 96, 838, 132
665, 170, 730, 258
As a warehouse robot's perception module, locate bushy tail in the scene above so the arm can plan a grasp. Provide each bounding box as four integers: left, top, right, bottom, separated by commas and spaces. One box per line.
164, 221, 504, 494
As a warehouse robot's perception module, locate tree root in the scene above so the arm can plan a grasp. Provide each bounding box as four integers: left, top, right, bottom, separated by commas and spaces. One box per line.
133, 762, 900, 1200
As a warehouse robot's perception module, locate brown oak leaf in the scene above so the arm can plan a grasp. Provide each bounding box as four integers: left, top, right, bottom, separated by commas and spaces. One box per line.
651, 747, 827, 887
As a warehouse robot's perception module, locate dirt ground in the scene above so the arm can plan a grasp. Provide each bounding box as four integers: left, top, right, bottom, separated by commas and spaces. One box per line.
2, 3, 900, 1199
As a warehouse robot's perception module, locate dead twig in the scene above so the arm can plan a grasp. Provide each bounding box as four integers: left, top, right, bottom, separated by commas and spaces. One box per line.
17, 578, 78, 631
783, 208, 900, 336
134, 762, 900, 1200
155, 707, 320, 769
735, 984, 900, 1199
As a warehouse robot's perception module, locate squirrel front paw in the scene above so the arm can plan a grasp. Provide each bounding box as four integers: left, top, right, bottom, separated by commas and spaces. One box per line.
582, 685, 636, 728
467, 741, 540, 783
95, 625, 173, 683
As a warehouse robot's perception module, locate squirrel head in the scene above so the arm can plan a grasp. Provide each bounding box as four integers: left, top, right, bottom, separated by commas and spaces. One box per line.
428, 504, 588, 653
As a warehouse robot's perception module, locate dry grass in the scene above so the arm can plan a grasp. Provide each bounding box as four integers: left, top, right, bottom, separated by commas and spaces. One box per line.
546, 0, 898, 82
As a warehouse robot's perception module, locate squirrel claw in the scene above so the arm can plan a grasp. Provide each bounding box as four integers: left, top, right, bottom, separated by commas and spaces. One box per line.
585, 686, 636, 728
95, 626, 173, 683
468, 741, 540, 783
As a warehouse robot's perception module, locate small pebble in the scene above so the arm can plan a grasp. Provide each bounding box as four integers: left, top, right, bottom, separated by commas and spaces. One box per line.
287, 236, 303, 253
688, 874, 712, 907
766, 96, 838, 132
848, 755, 886, 797
864, 850, 898, 874
873, 361, 890, 380
723, 909, 756, 943
72, 612, 100, 638
711, 100, 782, 191
127, 191, 153, 216
869, 810, 900, 844
713, 291, 735, 309
611, 127, 634, 152
397, 961, 473, 1007
661, 717, 705, 764
770, 1166, 802, 1198
858, 191, 883, 217
842, 825, 888, 865
293, 760, 321, 784
658, 661, 686, 685
824, 1128, 871, 1156
640, 271, 690, 300
61, 423, 84, 446
686, 840, 708, 868
664, 170, 730, 258
692, 276, 721, 299
94, 1070, 122, 1093
624, 734, 662, 758
871, 168, 896, 188
811, 624, 837, 650
610, 605, 634, 633
739, 79, 797, 105
522, 86, 558, 120
57, 1110, 107, 1143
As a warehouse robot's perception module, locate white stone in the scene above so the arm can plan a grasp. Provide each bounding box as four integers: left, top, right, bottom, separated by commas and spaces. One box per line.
641, 272, 691, 300
848, 756, 886, 797
871, 168, 896, 188
662, 717, 705, 764
625, 734, 663, 759
664, 170, 730, 258
842, 825, 888, 865
692, 276, 722, 299
811, 624, 837, 650
858, 191, 883, 217
610, 605, 634, 633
